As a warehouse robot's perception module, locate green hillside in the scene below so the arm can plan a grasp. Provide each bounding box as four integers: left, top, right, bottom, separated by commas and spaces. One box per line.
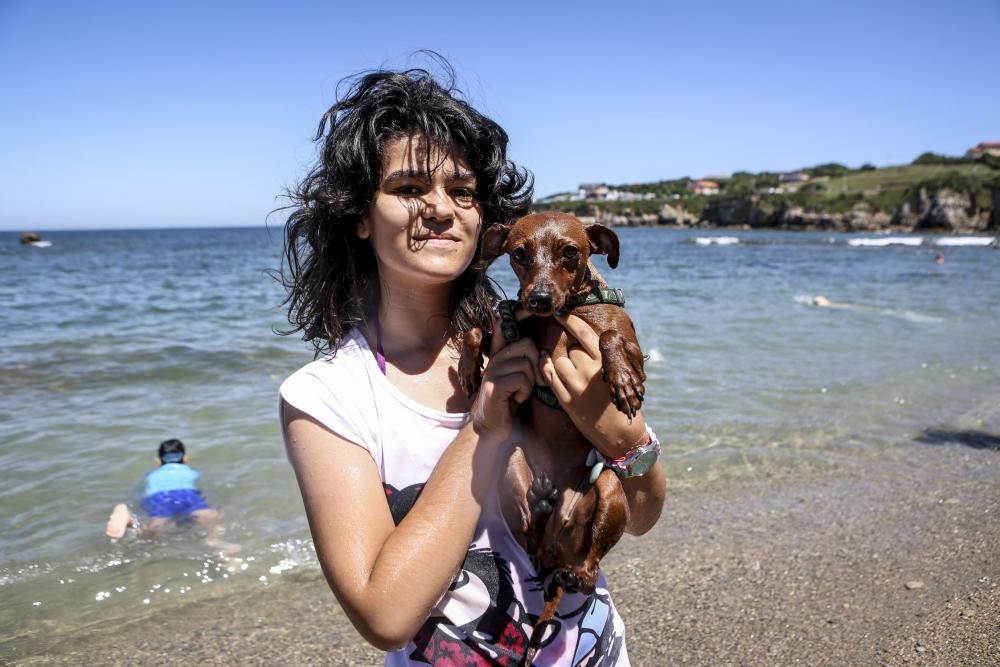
535, 152, 1000, 224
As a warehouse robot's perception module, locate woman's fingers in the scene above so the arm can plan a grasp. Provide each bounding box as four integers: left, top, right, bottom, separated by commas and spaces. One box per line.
540, 352, 571, 404
555, 313, 601, 358
488, 313, 507, 356
491, 370, 534, 405
488, 304, 535, 356
486, 338, 541, 386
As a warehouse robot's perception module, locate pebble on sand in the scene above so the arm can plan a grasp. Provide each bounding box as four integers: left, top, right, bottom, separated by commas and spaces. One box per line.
904, 581, 925, 590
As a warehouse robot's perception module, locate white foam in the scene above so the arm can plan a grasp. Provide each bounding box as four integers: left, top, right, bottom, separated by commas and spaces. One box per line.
693, 236, 740, 246
29, 240, 52, 248
847, 237, 923, 247
933, 236, 996, 247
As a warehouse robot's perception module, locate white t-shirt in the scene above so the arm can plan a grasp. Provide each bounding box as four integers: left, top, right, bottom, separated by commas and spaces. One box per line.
280, 329, 629, 666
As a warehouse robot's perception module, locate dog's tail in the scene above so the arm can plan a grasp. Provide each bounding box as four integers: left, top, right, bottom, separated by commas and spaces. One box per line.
521, 583, 565, 667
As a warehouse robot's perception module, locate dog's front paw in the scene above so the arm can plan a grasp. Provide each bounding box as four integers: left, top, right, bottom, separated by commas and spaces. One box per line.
457, 330, 485, 398
457, 353, 482, 398
604, 363, 645, 419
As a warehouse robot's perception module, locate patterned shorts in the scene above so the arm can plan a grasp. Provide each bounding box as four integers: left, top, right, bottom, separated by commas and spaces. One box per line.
141, 489, 209, 518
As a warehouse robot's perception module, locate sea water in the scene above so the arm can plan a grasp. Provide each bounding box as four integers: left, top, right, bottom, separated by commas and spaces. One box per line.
2, 227, 998, 658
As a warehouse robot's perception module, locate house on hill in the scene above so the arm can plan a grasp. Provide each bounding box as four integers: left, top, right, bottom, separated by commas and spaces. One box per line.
687, 179, 720, 196
579, 183, 609, 200
966, 142, 1000, 158
779, 171, 810, 183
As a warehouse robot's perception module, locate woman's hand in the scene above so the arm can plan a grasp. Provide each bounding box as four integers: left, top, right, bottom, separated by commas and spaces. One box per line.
468, 315, 539, 441
539, 313, 647, 458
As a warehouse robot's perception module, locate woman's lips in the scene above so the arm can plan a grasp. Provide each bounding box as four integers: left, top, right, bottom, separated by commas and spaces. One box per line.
414, 234, 459, 246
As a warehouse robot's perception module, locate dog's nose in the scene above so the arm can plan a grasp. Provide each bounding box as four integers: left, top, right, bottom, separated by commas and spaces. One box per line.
526, 291, 553, 312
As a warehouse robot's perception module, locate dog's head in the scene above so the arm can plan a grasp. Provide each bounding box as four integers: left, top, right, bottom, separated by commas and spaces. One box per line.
483, 212, 619, 316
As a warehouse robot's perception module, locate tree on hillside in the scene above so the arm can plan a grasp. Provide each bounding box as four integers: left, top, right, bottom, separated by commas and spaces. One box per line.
912, 152, 959, 165
807, 163, 849, 178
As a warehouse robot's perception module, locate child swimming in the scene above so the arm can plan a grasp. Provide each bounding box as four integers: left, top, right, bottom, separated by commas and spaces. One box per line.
105, 439, 237, 553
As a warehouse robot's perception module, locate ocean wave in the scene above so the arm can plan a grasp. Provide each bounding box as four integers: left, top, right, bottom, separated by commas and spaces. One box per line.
846, 237, 923, 247
933, 236, 997, 247
692, 236, 740, 246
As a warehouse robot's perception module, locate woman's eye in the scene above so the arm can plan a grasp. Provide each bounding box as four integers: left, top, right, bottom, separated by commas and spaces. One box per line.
511, 248, 527, 262
452, 188, 475, 199
393, 185, 423, 196
562, 246, 579, 260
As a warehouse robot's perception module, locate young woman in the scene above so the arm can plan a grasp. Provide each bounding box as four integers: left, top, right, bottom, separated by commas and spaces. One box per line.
278, 62, 666, 666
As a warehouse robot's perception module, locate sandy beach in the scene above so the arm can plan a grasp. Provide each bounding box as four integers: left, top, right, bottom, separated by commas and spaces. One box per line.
14, 414, 999, 667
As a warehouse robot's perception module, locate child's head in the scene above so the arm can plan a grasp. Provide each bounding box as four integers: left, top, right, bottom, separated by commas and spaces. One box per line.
157, 438, 186, 465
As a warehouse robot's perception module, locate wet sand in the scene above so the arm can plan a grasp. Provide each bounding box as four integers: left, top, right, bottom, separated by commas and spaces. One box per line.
12, 426, 1000, 666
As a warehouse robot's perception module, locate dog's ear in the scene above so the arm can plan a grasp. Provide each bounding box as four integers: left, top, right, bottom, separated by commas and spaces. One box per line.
481, 224, 511, 261
586, 223, 620, 269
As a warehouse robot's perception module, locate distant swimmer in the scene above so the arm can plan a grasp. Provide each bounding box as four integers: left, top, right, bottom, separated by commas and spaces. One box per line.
934, 253, 944, 264
812, 295, 831, 307
811, 295, 848, 309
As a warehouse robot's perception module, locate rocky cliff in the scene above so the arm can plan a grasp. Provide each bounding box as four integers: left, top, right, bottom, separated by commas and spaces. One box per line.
581, 186, 999, 233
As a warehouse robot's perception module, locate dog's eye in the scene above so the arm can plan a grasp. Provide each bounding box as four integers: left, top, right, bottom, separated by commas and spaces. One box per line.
562, 246, 579, 260
511, 248, 527, 263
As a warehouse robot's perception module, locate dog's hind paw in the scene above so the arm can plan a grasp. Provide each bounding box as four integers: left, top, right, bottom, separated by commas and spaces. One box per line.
527, 474, 557, 517
553, 568, 580, 592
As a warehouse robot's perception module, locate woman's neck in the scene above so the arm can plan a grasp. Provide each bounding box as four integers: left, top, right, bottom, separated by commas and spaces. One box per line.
373, 281, 454, 370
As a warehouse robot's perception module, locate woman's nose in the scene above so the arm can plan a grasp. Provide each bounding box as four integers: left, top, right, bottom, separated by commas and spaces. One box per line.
421, 187, 455, 221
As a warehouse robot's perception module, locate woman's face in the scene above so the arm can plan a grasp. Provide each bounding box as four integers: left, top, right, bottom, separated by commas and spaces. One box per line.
359, 135, 483, 289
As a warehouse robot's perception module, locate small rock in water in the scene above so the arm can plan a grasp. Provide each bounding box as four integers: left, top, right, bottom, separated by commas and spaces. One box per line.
904, 580, 925, 590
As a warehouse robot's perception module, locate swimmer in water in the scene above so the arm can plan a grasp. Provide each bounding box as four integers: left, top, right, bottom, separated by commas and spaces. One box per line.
811, 295, 855, 310
812, 295, 831, 307
104, 439, 238, 553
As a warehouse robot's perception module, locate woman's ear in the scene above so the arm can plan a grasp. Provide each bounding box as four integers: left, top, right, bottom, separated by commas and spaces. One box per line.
357, 216, 371, 240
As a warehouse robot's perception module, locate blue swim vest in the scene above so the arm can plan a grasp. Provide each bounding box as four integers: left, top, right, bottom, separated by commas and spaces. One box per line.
144, 463, 200, 497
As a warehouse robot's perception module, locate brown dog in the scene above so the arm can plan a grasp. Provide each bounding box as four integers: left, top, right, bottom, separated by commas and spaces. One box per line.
459, 211, 646, 665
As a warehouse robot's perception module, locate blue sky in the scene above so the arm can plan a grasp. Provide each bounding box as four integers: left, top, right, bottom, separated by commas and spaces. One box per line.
1, 1, 997, 230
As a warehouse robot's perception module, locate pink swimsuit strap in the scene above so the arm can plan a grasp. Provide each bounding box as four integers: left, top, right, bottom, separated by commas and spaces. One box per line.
374, 317, 387, 375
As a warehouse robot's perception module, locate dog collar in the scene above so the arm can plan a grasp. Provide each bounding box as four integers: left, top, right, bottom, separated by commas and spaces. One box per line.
564, 287, 626, 310
533, 385, 562, 410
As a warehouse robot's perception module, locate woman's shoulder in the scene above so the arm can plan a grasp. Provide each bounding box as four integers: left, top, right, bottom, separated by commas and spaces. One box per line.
283, 330, 369, 383
279, 330, 378, 410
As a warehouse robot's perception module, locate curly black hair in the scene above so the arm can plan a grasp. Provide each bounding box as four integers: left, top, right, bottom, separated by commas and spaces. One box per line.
279, 58, 533, 355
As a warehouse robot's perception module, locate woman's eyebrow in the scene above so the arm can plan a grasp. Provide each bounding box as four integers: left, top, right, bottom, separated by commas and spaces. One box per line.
382, 169, 429, 182
382, 168, 477, 182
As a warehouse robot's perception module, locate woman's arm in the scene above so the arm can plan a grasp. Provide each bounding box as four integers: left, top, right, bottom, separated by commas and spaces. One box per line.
282, 332, 540, 650
539, 313, 666, 536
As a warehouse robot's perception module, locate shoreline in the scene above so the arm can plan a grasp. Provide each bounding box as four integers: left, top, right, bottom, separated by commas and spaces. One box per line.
8, 426, 1000, 666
